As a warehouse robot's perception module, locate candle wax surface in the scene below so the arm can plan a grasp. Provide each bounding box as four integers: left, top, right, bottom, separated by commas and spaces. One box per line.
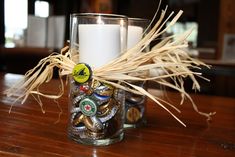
79, 24, 121, 69
127, 26, 143, 49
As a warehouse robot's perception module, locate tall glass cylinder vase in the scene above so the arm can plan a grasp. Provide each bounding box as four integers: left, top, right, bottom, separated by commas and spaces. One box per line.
124, 18, 150, 128
68, 13, 127, 146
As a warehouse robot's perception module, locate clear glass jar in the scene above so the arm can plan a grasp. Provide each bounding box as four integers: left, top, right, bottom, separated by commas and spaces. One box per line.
124, 18, 150, 128
68, 13, 127, 146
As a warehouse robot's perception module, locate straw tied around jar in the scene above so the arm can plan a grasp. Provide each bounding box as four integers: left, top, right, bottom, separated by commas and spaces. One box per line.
4, 8, 215, 145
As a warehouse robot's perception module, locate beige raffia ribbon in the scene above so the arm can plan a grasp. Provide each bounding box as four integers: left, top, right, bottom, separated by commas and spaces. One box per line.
4, 8, 216, 126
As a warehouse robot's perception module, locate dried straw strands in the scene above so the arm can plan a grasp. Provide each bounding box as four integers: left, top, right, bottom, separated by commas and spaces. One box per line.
4, 7, 215, 126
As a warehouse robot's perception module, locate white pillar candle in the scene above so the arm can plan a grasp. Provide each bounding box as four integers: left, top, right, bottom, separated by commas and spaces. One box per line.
127, 25, 143, 49
79, 24, 120, 68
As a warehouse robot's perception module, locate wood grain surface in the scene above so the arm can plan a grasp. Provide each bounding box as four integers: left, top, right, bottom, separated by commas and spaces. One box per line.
0, 73, 234, 157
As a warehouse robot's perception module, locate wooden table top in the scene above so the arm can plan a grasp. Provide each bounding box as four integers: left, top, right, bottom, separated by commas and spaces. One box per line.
0, 73, 235, 157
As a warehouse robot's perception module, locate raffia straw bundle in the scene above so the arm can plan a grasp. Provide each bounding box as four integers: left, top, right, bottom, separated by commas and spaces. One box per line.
4, 7, 215, 126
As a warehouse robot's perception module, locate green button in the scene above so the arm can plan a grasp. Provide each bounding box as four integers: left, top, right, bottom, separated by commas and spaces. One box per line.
79, 98, 97, 116
72, 63, 92, 84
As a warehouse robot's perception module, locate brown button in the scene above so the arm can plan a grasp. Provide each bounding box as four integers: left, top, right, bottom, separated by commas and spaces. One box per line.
126, 107, 141, 123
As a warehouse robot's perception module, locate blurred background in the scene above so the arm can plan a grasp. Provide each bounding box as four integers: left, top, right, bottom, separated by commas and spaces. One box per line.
0, 0, 235, 97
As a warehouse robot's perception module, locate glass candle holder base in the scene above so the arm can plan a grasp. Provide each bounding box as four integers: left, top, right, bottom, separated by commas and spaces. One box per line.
124, 81, 147, 129
68, 79, 125, 146
124, 102, 147, 129
68, 131, 124, 146
124, 119, 147, 129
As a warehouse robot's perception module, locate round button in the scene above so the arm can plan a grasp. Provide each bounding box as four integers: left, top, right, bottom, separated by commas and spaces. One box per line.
126, 107, 141, 123
79, 98, 97, 116
72, 63, 92, 84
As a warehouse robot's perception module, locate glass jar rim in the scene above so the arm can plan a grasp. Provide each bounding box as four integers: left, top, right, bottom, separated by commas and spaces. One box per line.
71, 13, 128, 20
128, 17, 151, 23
